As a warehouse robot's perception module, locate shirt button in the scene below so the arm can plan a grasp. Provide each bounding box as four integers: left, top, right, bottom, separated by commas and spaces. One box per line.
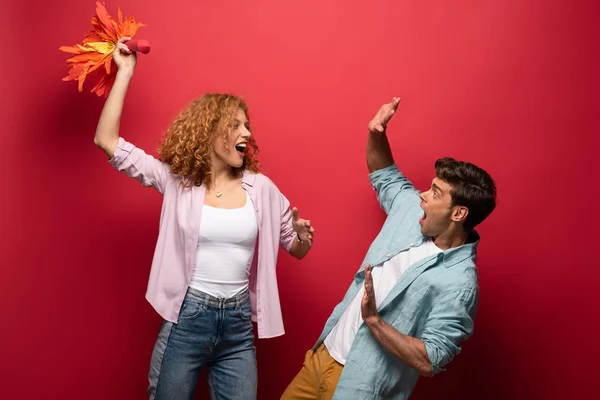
386, 253, 391, 257
410, 242, 414, 246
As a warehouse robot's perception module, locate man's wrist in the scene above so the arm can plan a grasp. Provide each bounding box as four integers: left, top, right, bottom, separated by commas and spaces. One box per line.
369, 129, 388, 138
364, 314, 384, 329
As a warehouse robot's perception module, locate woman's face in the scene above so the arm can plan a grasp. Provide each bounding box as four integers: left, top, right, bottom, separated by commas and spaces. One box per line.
212, 108, 251, 170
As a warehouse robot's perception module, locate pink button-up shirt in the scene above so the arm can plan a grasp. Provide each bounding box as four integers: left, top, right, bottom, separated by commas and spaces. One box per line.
109, 137, 296, 338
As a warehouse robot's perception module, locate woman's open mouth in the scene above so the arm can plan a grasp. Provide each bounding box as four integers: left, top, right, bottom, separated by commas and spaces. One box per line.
235, 143, 246, 156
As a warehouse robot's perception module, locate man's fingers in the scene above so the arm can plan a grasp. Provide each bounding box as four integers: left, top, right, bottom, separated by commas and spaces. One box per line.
365, 265, 375, 287
383, 98, 401, 119
385, 106, 395, 118
291, 207, 299, 220
390, 97, 401, 113
370, 98, 401, 133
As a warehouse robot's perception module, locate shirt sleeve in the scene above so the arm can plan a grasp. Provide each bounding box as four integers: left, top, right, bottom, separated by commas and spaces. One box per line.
108, 137, 171, 194
367, 164, 420, 214
278, 190, 296, 253
420, 288, 479, 375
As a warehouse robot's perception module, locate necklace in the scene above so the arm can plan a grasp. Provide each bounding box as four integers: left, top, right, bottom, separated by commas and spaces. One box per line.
213, 180, 231, 197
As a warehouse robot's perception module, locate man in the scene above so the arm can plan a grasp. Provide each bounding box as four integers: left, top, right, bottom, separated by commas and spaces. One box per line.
281, 97, 497, 399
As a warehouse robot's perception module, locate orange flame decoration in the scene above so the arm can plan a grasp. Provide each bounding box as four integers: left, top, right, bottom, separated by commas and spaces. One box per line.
59, 1, 145, 97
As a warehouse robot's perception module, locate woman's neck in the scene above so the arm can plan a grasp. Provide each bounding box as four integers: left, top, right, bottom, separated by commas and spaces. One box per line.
211, 166, 238, 188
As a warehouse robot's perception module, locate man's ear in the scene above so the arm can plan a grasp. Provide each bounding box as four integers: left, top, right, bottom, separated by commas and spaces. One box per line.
452, 205, 469, 224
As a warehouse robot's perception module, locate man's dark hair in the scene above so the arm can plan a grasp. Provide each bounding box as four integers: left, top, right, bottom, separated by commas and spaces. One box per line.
435, 157, 497, 231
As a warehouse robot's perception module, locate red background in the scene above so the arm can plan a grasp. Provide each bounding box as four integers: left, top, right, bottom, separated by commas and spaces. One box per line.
1, 0, 597, 399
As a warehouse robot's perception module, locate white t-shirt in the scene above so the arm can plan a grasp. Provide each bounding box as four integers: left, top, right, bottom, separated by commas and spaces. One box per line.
189, 193, 258, 298
324, 238, 442, 365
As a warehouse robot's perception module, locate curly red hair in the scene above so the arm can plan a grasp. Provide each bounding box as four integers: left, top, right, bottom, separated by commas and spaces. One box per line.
157, 93, 260, 188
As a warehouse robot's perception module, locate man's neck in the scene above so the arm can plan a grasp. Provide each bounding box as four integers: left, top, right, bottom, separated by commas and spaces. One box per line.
432, 228, 469, 251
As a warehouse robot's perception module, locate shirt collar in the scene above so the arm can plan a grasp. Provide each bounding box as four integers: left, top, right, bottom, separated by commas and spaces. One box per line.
426, 230, 480, 268
242, 170, 256, 187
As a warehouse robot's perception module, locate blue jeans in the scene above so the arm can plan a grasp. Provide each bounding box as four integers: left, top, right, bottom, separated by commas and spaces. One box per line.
148, 287, 257, 400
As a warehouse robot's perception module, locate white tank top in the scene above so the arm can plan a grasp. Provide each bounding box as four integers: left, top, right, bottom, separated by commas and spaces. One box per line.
189, 193, 258, 298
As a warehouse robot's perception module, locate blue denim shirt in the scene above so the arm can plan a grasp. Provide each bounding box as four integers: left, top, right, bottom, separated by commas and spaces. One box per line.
314, 164, 480, 400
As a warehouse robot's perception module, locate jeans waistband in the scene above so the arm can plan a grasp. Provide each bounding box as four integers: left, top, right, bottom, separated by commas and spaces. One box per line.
185, 287, 249, 309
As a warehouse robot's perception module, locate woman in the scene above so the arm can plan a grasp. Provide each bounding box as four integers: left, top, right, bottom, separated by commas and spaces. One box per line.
94, 38, 315, 400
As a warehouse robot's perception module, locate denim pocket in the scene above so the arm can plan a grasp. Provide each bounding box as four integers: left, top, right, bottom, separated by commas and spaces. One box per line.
178, 300, 204, 320
237, 301, 252, 320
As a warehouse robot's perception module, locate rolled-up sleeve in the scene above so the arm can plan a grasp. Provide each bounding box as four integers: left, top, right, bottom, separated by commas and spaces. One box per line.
108, 137, 170, 194
368, 164, 419, 214
278, 191, 295, 252
420, 289, 479, 375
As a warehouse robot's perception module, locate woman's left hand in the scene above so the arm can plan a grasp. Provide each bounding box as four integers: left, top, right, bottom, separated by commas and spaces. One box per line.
291, 207, 314, 246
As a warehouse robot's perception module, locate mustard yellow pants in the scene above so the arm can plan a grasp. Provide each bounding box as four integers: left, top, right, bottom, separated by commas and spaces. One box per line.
281, 344, 344, 400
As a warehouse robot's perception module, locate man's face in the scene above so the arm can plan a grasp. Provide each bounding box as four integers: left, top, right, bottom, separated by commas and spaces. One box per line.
418, 177, 455, 237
